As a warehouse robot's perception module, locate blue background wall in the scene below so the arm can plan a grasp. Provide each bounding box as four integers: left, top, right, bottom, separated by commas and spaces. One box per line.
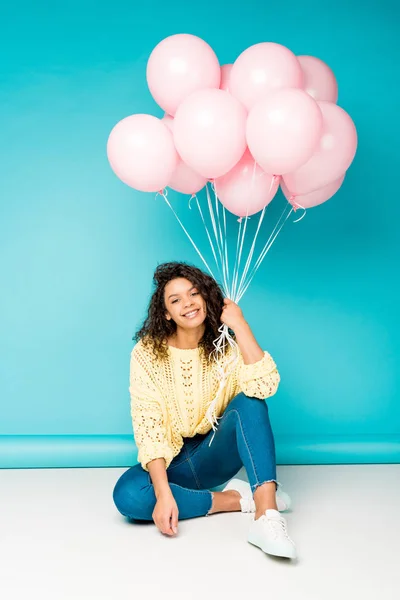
1, 0, 399, 467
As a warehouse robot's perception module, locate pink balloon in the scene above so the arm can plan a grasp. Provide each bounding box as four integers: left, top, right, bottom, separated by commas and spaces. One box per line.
161, 115, 207, 194
298, 55, 338, 103
215, 149, 279, 217
173, 89, 247, 180
146, 34, 221, 116
168, 161, 208, 195
162, 114, 174, 129
107, 114, 178, 192
281, 174, 345, 209
230, 42, 304, 111
220, 64, 233, 92
283, 102, 357, 194
246, 88, 323, 175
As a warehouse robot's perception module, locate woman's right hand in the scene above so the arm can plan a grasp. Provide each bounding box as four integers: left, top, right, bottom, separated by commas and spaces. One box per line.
152, 491, 179, 536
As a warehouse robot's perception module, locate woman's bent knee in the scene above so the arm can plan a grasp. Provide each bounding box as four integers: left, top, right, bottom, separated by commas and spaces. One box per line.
229, 392, 269, 414
113, 465, 153, 520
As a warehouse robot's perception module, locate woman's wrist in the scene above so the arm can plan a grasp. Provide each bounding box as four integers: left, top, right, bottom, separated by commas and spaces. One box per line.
154, 483, 173, 500
231, 318, 250, 335
233, 319, 264, 364
147, 457, 172, 499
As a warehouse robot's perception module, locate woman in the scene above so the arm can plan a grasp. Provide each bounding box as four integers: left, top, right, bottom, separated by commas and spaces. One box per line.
113, 261, 297, 559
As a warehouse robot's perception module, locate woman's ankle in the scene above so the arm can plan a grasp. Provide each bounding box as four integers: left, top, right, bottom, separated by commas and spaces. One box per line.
208, 490, 241, 515
253, 481, 278, 518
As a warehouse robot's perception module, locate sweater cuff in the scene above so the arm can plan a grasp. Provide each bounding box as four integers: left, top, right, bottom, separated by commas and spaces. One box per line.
239, 351, 277, 383
138, 443, 175, 472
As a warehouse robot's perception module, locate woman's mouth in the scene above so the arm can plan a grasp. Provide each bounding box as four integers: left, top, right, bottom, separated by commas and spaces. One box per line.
183, 309, 200, 319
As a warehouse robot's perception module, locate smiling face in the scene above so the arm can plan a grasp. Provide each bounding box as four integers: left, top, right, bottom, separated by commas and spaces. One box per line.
164, 277, 207, 332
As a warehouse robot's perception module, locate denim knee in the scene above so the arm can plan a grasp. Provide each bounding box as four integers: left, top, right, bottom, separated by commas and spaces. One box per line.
113, 467, 152, 520
228, 392, 269, 415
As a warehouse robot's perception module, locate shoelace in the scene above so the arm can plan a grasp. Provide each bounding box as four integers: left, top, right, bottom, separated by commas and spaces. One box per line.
264, 515, 294, 544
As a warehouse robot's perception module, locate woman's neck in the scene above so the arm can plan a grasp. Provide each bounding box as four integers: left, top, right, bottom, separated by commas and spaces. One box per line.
168, 325, 205, 349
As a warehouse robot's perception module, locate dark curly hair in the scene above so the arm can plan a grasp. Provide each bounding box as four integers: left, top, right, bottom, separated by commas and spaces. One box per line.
134, 262, 227, 362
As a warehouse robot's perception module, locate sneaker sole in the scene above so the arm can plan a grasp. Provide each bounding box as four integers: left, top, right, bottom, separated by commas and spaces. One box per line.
247, 532, 297, 559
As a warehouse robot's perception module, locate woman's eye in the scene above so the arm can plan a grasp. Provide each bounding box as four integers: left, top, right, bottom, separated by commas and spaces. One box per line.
191, 292, 199, 296
171, 299, 179, 304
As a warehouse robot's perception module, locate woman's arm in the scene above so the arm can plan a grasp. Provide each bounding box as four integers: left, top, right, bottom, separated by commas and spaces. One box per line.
147, 458, 178, 536
221, 298, 264, 364
221, 298, 281, 399
147, 458, 171, 498
129, 349, 175, 471
232, 320, 264, 365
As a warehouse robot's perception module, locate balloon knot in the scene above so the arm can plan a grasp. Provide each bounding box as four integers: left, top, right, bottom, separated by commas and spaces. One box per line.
289, 194, 297, 210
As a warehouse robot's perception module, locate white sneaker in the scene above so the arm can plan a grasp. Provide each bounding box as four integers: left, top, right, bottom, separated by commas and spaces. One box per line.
248, 509, 297, 559
223, 478, 292, 513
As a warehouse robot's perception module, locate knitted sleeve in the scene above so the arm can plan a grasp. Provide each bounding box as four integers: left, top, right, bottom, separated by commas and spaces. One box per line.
129, 346, 174, 471
234, 350, 281, 399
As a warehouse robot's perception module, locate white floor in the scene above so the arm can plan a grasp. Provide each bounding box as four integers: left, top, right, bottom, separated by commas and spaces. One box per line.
1, 464, 399, 600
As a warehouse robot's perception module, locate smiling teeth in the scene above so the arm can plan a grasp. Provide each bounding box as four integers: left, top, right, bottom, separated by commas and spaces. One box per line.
184, 310, 198, 317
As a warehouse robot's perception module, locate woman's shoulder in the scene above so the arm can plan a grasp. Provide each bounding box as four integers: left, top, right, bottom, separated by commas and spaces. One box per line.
131, 337, 169, 368
131, 337, 153, 360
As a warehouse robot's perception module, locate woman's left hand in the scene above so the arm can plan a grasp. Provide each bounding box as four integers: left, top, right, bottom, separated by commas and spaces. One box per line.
220, 298, 247, 331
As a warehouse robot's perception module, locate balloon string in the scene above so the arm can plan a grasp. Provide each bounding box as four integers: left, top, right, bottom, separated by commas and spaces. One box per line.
213, 183, 229, 297
235, 174, 280, 301
232, 212, 248, 300
212, 183, 231, 299
230, 215, 242, 301
160, 190, 216, 279
212, 183, 231, 298
222, 203, 230, 296
289, 194, 307, 223
237, 202, 293, 303
230, 161, 257, 301
194, 195, 227, 296
232, 205, 250, 300
231, 161, 256, 301
206, 183, 229, 294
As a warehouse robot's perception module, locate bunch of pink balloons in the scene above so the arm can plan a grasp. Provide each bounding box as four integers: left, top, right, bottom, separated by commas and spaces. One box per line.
107, 34, 357, 216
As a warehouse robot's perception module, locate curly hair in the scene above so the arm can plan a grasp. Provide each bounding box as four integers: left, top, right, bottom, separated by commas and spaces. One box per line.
134, 262, 227, 362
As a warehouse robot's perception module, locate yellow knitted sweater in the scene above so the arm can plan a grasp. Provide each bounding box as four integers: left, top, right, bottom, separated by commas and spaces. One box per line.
129, 338, 281, 471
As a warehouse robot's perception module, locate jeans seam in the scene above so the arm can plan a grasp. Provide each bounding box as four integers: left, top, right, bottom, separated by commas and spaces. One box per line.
229, 408, 260, 486
170, 484, 213, 497
144, 473, 210, 498
183, 444, 202, 489
167, 457, 190, 471
187, 457, 202, 489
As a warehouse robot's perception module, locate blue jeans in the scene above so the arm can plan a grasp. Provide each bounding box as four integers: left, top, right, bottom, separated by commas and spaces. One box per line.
113, 392, 278, 521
